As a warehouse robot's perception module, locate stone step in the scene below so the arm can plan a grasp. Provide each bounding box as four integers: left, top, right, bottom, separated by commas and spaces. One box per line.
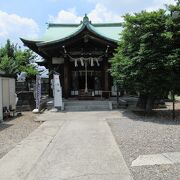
64, 101, 112, 111
64, 101, 110, 106
112, 104, 127, 109
16, 105, 33, 111
64, 105, 110, 111
46, 100, 112, 111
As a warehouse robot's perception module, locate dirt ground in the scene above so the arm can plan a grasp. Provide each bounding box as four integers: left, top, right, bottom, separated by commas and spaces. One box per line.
108, 101, 180, 180
0, 101, 179, 179
0, 112, 41, 159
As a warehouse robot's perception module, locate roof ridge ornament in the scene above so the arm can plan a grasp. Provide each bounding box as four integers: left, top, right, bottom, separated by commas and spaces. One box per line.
82, 14, 91, 25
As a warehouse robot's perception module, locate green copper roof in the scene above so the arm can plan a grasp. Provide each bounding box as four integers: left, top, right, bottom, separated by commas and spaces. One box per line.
40, 23, 83, 42
88, 24, 122, 42
21, 15, 122, 46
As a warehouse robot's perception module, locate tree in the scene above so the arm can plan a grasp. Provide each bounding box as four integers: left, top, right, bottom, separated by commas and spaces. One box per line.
167, 2, 180, 95
166, 1, 180, 119
111, 8, 180, 114
0, 39, 38, 77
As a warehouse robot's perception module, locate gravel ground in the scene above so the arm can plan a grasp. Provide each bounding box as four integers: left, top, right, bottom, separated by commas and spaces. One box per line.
0, 112, 41, 159
108, 101, 180, 180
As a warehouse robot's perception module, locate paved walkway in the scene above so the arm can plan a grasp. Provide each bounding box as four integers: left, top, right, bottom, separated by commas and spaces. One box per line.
131, 152, 180, 167
0, 111, 133, 180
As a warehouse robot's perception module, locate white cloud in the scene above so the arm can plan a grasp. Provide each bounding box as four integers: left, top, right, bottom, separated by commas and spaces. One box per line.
87, 0, 134, 7
0, 10, 39, 45
49, 3, 123, 24
146, 0, 176, 12
88, 3, 123, 23
87, 0, 146, 13
87, 0, 177, 14
49, 8, 82, 23
50, 0, 176, 24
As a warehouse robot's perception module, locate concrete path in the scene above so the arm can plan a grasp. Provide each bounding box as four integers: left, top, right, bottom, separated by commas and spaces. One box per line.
131, 152, 180, 167
0, 111, 133, 180
0, 120, 65, 180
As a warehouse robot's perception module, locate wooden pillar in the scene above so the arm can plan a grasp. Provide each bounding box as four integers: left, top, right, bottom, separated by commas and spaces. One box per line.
64, 57, 69, 98
104, 58, 109, 92
48, 73, 53, 98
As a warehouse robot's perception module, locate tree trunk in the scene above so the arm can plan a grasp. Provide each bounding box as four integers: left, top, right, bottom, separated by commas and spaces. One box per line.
145, 95, 154, 114
136, 94, 147, 110
137, 94, 155, 114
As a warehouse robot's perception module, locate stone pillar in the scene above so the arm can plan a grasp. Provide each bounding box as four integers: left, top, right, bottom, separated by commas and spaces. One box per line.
64, 57, 69, 98
48, 60, 53, 98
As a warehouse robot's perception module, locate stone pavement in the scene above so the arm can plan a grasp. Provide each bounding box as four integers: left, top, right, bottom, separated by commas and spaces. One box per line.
0, 111, 133, 180
131, 152, 180, 167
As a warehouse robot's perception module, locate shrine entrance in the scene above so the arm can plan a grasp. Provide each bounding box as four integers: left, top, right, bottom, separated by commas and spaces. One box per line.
78, 71, 94, 90
71, 70, 102, 97
21, 15, 122, 99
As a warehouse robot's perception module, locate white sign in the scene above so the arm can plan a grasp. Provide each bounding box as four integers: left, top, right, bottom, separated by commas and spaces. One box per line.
53, 74, 62, 108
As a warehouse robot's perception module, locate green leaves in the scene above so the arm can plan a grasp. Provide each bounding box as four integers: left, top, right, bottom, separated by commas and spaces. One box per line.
110, 4, 180, 98
0, 40, 38, 77
0, 55, 18, 75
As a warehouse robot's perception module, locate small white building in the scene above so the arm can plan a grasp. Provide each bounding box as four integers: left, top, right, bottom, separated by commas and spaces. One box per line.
0, 75, 16, 122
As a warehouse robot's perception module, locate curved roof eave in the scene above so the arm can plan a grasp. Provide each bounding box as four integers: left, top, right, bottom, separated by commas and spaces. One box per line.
20, 38, 48, 58
20, 37, 42, 44
87, 24, 119, 43
36, 23, 118, 47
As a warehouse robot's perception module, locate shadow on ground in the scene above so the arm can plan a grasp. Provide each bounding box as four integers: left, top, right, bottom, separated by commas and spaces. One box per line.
0, 114, 24, 131
120, 109, 180, 125
0, 124, 13, 131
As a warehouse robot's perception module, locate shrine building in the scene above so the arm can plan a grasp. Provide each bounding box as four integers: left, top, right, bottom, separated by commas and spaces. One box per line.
21, 15, 122, 99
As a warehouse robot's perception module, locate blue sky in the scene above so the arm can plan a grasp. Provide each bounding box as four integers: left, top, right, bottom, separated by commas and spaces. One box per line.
0, 0, 175, 46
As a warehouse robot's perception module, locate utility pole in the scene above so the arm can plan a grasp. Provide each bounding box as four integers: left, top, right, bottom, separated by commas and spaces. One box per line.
171, 18, 176, 120
116, 83, 119, 108
170, 5, 180, 120
172, 93, 175, 120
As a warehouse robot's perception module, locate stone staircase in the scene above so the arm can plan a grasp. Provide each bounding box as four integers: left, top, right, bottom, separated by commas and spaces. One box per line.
64, 100, 112, 111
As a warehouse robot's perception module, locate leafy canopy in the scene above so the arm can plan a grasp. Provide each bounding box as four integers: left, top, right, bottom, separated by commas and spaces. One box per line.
111, 5, 180, 97
0, 39, 38, 77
